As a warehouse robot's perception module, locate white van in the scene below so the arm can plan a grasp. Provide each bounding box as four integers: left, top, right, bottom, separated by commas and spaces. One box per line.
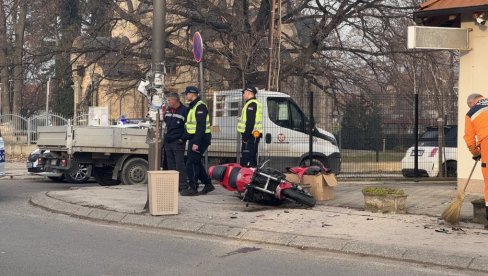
208, 90, 341, 174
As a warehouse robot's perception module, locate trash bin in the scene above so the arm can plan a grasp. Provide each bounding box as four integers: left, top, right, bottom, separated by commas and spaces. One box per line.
148, 170, 179, 215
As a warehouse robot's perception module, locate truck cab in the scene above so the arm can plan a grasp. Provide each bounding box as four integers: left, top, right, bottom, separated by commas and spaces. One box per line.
209, 90, 341, 174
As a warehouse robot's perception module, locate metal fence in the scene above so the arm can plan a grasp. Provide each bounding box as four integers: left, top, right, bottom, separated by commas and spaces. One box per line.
0, 91, 459, 178
0, 113, 68, 145
0, 111, 147, 144
264, 92, 458, 178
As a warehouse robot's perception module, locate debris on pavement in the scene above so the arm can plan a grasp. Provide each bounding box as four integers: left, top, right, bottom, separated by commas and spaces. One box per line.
451, 227, 465, 233
435, 228, 450, 234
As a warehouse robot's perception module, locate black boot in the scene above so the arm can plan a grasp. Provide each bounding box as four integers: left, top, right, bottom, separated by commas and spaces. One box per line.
199, 184, 215, 195
180, 188, 198, 196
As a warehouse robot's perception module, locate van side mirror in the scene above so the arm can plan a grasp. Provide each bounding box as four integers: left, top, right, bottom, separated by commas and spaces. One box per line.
265, 133, 272, 144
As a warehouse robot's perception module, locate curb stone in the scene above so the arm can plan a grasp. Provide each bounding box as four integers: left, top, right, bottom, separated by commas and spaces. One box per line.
29, 192, 488, 273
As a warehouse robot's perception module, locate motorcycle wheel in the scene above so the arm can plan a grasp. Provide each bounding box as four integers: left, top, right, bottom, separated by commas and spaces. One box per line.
282, 188, 316, 207
210, 165, 227, 181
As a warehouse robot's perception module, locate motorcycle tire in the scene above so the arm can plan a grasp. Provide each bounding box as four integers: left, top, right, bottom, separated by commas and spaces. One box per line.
282, 188, 316, 207
210, 165, 227, 181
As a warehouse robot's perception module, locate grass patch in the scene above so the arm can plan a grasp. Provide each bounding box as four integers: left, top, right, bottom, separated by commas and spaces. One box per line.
362, 186, 405, 196
341, 149, 404, 163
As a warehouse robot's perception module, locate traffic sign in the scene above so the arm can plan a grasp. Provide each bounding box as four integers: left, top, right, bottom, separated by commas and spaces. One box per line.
192, 32, 203, 63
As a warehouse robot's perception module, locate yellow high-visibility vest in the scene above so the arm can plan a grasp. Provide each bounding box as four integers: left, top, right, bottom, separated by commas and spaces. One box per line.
237, 99, 263, 134
185, 100, 211, 134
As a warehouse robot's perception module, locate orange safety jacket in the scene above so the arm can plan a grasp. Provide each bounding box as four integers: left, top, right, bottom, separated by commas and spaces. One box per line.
464, 98, 488, 156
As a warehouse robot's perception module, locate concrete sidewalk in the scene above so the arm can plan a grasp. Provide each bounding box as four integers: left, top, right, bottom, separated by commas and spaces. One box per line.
29, 178, 488, 273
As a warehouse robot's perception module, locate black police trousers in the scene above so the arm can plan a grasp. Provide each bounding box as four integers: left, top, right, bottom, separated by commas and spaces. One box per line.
240, 136, 260, 167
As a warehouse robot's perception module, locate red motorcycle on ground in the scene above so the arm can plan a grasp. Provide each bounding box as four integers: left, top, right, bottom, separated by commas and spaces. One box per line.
208, 161, 316, 207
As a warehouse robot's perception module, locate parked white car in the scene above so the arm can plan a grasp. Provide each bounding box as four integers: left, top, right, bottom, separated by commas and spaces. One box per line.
401, 125, 457, 177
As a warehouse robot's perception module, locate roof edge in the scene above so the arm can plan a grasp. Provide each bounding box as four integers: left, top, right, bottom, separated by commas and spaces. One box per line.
414, 5, 488, 20
419, 0, 442, 10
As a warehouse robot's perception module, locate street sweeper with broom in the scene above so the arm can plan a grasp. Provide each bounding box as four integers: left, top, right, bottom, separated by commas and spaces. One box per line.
463, 93, 488, 227
442, 93, 487, 225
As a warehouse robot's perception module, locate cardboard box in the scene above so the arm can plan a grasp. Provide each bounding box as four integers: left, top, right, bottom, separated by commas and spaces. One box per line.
285, 173, 337, 201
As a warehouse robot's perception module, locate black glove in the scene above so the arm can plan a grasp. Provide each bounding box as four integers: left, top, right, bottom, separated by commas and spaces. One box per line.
473, 153, 481, 161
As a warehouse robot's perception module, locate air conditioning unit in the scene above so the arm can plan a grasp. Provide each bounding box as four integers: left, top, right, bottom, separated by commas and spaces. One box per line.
407, 26, 470, 50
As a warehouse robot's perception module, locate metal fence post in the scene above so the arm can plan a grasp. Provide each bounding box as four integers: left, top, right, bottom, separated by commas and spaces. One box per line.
27, 119, 31, 144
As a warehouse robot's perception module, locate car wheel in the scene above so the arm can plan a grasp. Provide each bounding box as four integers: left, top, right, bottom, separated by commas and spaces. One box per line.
441, 161, 457, 177
64, 163, 91, 183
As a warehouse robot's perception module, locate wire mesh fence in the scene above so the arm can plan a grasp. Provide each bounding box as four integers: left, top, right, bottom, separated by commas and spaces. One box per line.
276, 91, 458, 177
0, 91, 458, 178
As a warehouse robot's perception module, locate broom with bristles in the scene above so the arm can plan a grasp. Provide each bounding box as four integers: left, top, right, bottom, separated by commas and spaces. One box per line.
441, 159, 479, 225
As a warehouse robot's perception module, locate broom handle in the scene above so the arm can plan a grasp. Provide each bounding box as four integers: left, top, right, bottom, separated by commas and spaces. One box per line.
461, 159, 479, 193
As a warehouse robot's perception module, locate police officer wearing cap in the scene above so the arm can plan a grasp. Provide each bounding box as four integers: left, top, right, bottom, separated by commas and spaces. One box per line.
181, 86, 214, 196
237, 85, 263, 167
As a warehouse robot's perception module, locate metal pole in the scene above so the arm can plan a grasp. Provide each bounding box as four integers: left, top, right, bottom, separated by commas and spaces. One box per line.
437, 118, 444, 177
199, 61, 208, 169
308, 89, 314, 164
413, 59, 419, 178
266, 0, 275, 91
46, 77, 50, 124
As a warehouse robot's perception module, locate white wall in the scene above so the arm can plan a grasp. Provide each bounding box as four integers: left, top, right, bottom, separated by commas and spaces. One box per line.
457, 14, 488, 193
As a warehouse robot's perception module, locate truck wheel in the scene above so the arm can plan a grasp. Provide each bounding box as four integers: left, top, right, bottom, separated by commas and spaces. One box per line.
64, 163, 90, 183
121, 158, 148, 185
48, 175, 65, 182
93, 166, 121, 186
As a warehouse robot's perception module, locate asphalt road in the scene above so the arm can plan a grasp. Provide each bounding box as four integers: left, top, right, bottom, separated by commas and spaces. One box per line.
0, 179, 482, 276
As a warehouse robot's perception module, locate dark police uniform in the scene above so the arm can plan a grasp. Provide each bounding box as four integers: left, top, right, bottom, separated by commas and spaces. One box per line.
237, 86, 263, 167
181, 86, 214, 196
164, 103, 188, 191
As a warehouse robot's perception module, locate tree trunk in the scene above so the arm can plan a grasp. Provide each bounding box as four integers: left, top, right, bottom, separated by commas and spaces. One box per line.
0, 1, 9, 114
12, 1, 27, 114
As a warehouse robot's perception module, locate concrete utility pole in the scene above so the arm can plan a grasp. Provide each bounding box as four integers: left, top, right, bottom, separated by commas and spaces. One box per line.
266, 0, 276, 91
145, 0, 166, 211
148, 0, 166, 171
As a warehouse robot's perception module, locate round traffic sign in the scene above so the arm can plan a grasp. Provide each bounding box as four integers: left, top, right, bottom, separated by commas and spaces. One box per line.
192, 32, 203, 63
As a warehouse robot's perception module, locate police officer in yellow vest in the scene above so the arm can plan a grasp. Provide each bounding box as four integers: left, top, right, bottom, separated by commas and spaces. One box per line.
181, 86, 214, 196
238, 85, 263, 167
